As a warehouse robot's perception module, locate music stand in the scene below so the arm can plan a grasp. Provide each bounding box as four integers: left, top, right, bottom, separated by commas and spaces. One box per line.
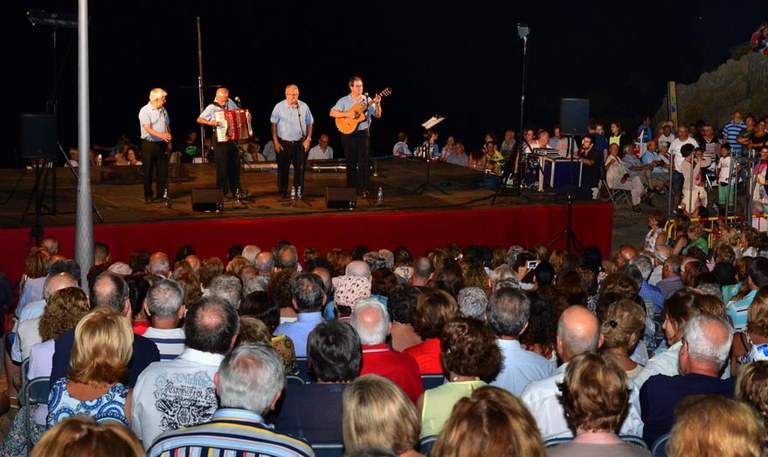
547, 136, 584, 252
411, 116, 448, 195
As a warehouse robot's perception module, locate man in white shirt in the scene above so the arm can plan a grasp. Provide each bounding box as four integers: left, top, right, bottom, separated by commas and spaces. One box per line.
307, 133, 334, 160
142, 278, 186, 360
668, 126, 699, 210
521, 305, 644, 440
488, 288, 553, 396
131, 297, 239, 450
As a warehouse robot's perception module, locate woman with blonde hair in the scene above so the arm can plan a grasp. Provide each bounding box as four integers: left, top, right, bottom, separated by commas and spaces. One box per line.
46, 306, 134, 428
431, 386, 545, 457
550, 352, 651, 456
32, 415, 144, 457
343, 374, 424, 457
600, 299, 647, 379
667, 395, 765, 457
731, 286, 768, 374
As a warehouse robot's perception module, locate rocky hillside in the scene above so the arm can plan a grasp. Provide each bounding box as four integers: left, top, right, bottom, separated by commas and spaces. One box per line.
653, 52, 768, 129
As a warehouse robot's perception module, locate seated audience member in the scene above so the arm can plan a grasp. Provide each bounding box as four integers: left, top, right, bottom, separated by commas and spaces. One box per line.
273, 271, 326, 357
50, 272, 161, 388
47, 307, 133, 429
431, 386, 546, 457
487, 288, 553, 396
148, 343, 313, 457
640, 314, 735, 448
343, 374, 424, 457
417, 317, 502, 438
549, 353, 652, 456
521, 305, 643, 440
667, 395, 765, 457
0, 287, 90, 456
600, 299, 646, 380
737, 360, 768, 432
272, 320, 362, 444
239, 290, 297, 374
727, 256, 768, 331
633, 289, 697, 389
404, 289, 460, 375
131, 297, 239, 449
205, 274, 242, 309
456, 286, 489, 320
518, 290, 563, 364
731, 286, 768, 376
330, 274, 372, 320
350, 298, 423, 403
32, 416, 145, 457
387, 285, 423, 352
142, 278, 186, 360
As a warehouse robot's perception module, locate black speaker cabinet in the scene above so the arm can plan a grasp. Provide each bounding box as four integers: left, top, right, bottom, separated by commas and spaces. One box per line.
326, 187, 356, 209
20, 113, 57, 159
559, 98, 590, 136
192, 188, 224, 212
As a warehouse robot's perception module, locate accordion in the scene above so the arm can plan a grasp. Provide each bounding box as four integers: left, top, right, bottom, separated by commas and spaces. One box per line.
214, 109, 253, 142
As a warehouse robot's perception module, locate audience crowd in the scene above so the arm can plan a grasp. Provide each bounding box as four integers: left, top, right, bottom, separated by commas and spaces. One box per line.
8, 108, 768, 456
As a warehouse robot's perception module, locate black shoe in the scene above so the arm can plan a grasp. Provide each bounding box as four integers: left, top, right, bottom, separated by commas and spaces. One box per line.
144, 196, 152, 204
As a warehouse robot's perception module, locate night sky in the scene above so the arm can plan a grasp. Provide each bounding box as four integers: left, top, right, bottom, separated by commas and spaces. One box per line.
7, 0, 758, 166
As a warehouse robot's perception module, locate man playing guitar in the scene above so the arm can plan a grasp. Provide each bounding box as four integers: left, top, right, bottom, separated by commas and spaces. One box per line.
330, 76, 382, 198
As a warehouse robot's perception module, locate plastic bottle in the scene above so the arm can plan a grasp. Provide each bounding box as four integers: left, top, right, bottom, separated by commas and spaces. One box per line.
376, 187, 383, 206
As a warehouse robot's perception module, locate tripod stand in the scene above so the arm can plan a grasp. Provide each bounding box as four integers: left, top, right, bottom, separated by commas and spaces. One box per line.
547, 136, 583, 252
412, 147, 448, 195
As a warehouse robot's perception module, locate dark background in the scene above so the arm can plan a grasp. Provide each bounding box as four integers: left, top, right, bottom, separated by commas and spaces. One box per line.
7, 0, 758, 166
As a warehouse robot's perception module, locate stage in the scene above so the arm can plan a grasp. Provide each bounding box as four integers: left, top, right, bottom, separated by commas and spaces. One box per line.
0, 158, 613, 285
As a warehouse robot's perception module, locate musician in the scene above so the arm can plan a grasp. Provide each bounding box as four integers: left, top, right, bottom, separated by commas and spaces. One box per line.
196, 87, 242, 199
270, 84, 314, 198
573, 135, 601, 200
330, 76, 382, 197
138, 88, 171, 204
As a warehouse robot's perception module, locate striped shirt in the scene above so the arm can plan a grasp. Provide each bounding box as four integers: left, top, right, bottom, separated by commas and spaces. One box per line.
142, 327, 186, 361
727, 288, 757, 331
148, 408, 314, 457
722, 120, 746, 152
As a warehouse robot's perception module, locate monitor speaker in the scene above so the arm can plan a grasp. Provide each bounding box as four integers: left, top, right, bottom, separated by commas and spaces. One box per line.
326, 187, 356, 209
192, 188, 224, 212
559, 98, 590, 136
20, 113, 57, 159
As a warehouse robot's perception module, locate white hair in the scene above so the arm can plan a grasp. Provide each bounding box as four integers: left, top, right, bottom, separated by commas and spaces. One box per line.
350, 298, 390, 345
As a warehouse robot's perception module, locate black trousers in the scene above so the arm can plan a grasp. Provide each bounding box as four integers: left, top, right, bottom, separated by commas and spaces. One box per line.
277, 140, 306, 193
213, 140, 241, 195
142, 140, 168, 199
341, 130, 370, 193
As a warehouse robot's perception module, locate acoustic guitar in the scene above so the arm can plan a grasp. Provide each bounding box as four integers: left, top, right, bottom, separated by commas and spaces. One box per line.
335, 88, 392, 135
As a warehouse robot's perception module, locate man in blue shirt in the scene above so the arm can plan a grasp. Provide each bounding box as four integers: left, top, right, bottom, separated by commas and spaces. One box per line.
270, 84, 314, 199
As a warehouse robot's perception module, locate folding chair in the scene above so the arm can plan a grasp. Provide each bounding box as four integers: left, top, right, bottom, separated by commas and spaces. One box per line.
295, 357, 312, 384
420, 374, 446, 390
418, 435, 438, 455
311, 442, 344, 457
651, 432, 671, 457
601, 178, 633, 208
23, 376, 51, 454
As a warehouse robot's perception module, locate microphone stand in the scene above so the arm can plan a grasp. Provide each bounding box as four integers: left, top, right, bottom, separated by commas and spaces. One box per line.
546, 135, 583, 252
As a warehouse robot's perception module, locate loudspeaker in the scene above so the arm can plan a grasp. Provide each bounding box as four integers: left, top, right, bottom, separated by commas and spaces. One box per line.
559, 98, 590, 136
192, 188, 224, 212
20, 113, 56, 159
326, 187, 356, 209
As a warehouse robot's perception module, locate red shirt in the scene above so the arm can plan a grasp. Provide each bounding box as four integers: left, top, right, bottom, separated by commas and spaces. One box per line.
361, 343, 424, 403
403, 338, 443, 375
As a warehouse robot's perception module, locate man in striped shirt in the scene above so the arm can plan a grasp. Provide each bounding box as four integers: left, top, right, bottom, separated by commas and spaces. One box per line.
143, 278, 186, 360
722, 111, 746, 156
148, 343, 314, 457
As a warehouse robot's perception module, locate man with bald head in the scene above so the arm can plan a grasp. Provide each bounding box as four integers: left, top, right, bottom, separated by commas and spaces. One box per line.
521, 305, 643, 440
345, 259, 371, 278
184, 254, 201, 273
147, 251, 171, 279
614, 243, 637, 269
197, 87, 242, 199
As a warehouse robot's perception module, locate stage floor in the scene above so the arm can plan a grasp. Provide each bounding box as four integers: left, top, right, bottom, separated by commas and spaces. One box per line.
0, 158, 586, 229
